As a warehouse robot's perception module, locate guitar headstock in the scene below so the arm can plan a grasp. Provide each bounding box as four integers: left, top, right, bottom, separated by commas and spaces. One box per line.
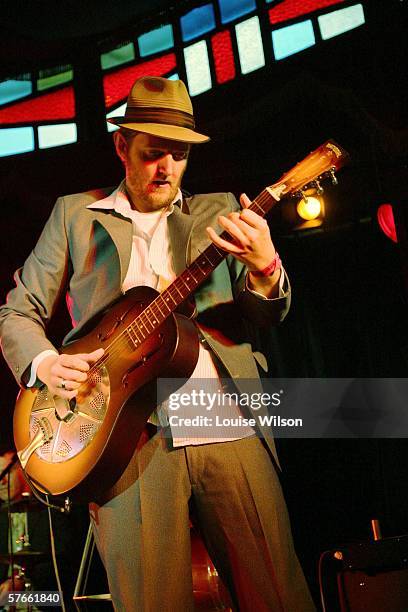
269, 140, 350, 197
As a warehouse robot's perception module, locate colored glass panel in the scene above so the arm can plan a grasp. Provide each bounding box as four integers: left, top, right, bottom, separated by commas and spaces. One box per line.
101, 43, 135, 70
219, 0, 256, 24
106, 102, 127, 132
138, 25, 174, 57
268, 0, 344, 25
0, 87, 75, 124
37, 67, 73, 91
235, 17, 265, 74
211, 31, 236, 84
181, 4, 216, 42
318, 4, 365, 40
0, 79, 32, 106
38, 123, 77, 148
184, 41, 212, 96
0, 127, 34, 157
272, 20, 315, 60
103, 54, 177, 109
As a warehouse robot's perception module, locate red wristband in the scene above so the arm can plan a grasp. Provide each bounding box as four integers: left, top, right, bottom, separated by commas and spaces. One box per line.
250, 252, 282, 277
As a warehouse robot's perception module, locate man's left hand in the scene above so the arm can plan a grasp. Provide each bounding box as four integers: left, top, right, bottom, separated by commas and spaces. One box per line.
206, 193, 276, 272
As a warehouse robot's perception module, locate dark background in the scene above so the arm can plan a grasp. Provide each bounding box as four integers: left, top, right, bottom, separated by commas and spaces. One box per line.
1, 0, 408, 603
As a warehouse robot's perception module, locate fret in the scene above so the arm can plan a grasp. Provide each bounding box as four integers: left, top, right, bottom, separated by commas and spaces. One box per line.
124, 329, 136, 350
165, 286, 180, 305
154, 299, 167, 317
138, 317, 150, 336
202, 251, 216, 267
184, 270, 198, 285
148, 304, 163, 325
143, 309, 159, 330
131, 323, 144, 342
204, 246, 222, 267
212, 245, 224, 258
137, 325, 146, 341
173, 282, 185, 299
252, 202, 265, 215
127, 326, 139, 348
195, 259, 211, 275
179, 275, 193, 292
158, 295, 172, 312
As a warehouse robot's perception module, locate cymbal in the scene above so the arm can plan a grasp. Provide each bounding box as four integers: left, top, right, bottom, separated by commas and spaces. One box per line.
0, 496, 42, 513
0, 550, 47, 564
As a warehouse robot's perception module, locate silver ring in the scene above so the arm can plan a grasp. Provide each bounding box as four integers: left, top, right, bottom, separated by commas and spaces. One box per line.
59, 380, 66, 390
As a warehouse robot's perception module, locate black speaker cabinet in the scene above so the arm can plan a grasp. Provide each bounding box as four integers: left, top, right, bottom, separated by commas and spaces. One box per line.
321, 535, 408, 612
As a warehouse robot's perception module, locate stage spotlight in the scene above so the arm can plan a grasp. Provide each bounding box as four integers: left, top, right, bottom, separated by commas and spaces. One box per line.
291, 189, 325, 230
296, 196, 322, 221
377, 203, 397, 243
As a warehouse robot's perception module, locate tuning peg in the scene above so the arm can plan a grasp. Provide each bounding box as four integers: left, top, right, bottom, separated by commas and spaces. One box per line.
329, 168, 338, 186
292, 190, 308, 203
314, 180, 324, 195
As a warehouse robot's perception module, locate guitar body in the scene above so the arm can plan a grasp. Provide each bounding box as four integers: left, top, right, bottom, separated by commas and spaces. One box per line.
13, 286, 199, 500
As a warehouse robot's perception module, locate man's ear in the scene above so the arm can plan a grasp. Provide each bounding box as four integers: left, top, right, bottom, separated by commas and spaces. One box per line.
113, 131, 128, 164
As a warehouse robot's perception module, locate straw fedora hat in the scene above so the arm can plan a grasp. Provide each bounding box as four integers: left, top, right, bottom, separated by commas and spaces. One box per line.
108, 76, 210, 144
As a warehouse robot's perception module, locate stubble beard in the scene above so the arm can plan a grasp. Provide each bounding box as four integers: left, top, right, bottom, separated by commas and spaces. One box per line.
126, 171, 183, 212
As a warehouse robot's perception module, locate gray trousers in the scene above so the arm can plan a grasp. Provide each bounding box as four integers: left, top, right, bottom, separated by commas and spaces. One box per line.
90, 430, 315, 612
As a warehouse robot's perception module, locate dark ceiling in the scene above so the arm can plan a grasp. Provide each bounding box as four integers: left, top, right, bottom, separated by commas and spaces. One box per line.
0, 0, 205, 78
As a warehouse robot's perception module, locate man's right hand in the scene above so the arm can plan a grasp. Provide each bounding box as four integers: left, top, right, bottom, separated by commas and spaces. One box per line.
37, 348, 104, 399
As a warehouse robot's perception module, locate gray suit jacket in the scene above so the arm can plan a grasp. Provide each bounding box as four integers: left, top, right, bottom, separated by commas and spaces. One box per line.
0, 183, 291, 464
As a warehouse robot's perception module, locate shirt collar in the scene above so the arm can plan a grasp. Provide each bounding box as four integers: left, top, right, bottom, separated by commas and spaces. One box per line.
86, 179, 182, 215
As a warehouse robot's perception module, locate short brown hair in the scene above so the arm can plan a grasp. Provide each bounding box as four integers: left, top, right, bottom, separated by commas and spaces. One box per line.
118, 127, 139, 143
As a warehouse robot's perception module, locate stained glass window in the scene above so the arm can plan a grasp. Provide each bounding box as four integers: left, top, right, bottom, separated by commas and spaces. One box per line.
0, 127, 35, 157
272, 20, 316, 60
38, 123, 77, 149
212, 31, 236, 84
268, 0, 344, 24
235, 17, 265, 74
184, 41, 212, 96
0, 79, 32, 105
101, 44, 135, 70
37, 66, 73, 91
318, 4, 365, 40
138, 25, 174, 57
181, 5, 216, 42
219, 0, 257, 24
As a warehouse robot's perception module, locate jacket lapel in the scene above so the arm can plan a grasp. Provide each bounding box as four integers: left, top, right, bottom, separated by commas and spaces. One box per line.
92, 212, 133, 287
167, 203, 196, 274
86, 186, 133, 286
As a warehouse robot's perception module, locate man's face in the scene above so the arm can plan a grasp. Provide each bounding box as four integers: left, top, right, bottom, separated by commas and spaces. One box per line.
115, 131, 190, 212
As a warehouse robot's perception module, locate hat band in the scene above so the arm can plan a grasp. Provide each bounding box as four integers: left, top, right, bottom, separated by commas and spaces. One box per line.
123, 107, 195, 129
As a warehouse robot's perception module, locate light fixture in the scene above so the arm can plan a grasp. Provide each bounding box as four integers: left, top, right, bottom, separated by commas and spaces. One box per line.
296, 195, 322, 221
291, 188, 325, 230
